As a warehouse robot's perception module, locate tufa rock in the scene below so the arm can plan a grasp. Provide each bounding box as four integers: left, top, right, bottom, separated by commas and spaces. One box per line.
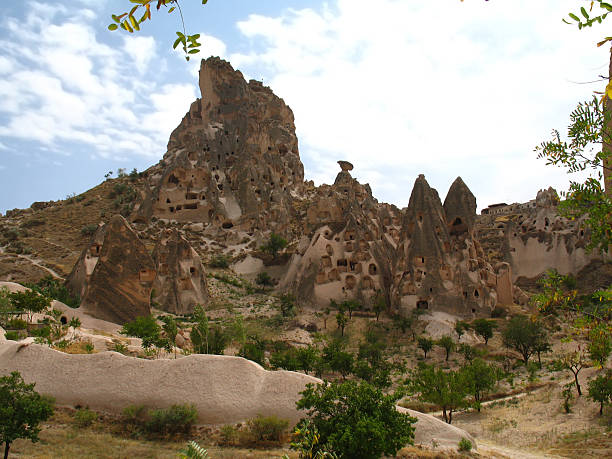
66, 215, 155, 325
152, 229, 208, 315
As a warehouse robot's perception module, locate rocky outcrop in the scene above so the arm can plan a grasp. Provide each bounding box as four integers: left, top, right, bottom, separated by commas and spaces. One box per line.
133, 57, 304, 237
66, 215, 155, 325
152, 229, 208, 315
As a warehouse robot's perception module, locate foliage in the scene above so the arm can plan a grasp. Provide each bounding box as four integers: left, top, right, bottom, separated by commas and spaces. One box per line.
4, 331, 20, 341
109, 0, 205, 60
239, 336, 266, 366
296, 380, 416, 459
502, 315, 549, 365
0, 371, 54, 459
0, 287, 10, 325
208, 254, 230, 269
270, 347, 300, 371
562, 382, 575, 413
458, 437, 473, 452
587, 370, 612, 415
246, 415, 289, 443
160, 315, 178, 358
68, 316, 81, 328
190, 305, 209, 354
589, 325, 612, 367
260, 233, 288, 258
279, 293, 297, 317
289, 419, 338, 458
408, 363, 469, 424
490, 306, 507, 319
417, 336, 433, 359
178, 441, 209, 459
295, 346, 319, 375
335, 310, 348, 337
146, 404, 198, 436
472, 318, 496, 345
536, 97, 612, 254
321, 340, 353, 379
73, 408, 97, 428
462, 358, 497, 412
9, 290, 51, 324
25, 276, 80, 309
372, 290, 386, 321
121, 315, 170, 355
255, 271, 274, 286
437, 335, 456, 361
80, 224, 98, 237
555, 348, 588, 396
455, 320, 470, 338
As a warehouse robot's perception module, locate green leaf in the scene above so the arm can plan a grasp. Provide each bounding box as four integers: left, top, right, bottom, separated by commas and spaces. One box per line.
168, 6, 175, 13
188, 49, 200, 54
173, 37, 183, 49
108, 23, 118, 31
569, 13, 580, 21
581, 6, 589, 19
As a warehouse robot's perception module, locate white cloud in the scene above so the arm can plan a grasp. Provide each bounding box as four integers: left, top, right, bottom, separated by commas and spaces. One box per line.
230, 0, 609, 209
0, 1, 213, 161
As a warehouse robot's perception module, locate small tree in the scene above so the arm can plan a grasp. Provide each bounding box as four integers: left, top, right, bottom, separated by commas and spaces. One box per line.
556, 349, 588, 397
322, 340, 353, 379
296, 345, 319, 376
462, 358, 496, 412
455, 320, 470, 339
190, 305, 209, 354
160, 316, 178, 359
589, 326, 612, 368
0, 371, 54, 459
296, 380, 416, 458
10, 290, 51, 325
588, 370, 612, 415
372, 290, 386, 321
417, 336, 433, 359
437, 335, 456, 362
336, 311, 348, 337
472, 318, 496, 345
340, 299, 361, 320
409, 364, 468, 424
460, 343, 477, 363
502, 315, 549, 365
261, 233, 287, 259
121, 315, 168, 356
279, 294, 296, 318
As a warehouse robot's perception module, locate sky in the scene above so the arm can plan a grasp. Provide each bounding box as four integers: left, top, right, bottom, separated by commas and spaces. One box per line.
0, 0, 608, 214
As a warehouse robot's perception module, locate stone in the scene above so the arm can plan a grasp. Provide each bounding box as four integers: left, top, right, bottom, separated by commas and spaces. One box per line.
152, 228, 208, 315
66, 215, 155, 325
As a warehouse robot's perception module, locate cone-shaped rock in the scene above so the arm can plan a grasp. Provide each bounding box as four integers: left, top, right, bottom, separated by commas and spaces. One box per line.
443, 176, 477, 236
152, 229, 208, 315
66, 215, 155, 324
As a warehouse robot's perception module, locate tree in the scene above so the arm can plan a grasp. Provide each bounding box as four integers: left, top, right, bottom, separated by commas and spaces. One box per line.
462, 358, 496, 412
472, 318, 496, 345
296, 380, 416, 459
588, 370, 612, 415
502, 315, 549, 365
190, 305, 209, 354
372, 290, 386, 321
0, 371, 54, 459
321, 340, 353, 380
340, 299, 361, 320
437, 335, 456, 362
260, 233, 288, 259
121, 315, 169, 355
460, 343, 477, 363
556, 348, 588, 397
409, 364, 468, 424
589, 325, 612, 367
160, 315, 178, 359
296, 345, 319, 376
394, 314, 416, 340
239, 335, 266, 366
335, 311, 348, 337
455, 320, 470, 339
279, 293, 297, 318
109, 0, 205, 61
9, 290, 51, 325
417, 336, 433, 359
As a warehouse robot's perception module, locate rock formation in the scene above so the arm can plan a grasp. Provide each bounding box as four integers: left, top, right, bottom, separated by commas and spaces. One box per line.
66, 215, 155, 324
152, 229, 208, 315
133, 57, 304, 236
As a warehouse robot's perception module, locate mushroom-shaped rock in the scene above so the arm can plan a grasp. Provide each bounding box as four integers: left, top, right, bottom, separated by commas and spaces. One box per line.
66, 215, 155, 325
337, 160, 354, 172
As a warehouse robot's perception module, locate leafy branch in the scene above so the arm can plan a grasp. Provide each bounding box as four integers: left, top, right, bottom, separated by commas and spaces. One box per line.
108, 0, 207, 61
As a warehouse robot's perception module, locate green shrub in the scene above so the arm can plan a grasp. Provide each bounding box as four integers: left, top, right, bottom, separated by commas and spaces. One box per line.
178, 441, 209, 459
81, 224, 98, 237
26, 276, 80, 309
146, 404, 198, 436
7, 319, 27, 330
458, 437, 472, 452
29, 326, 51, 338
246, 415, 289, 443
73, 408, 97, 428
113, 341, 129, 355
219, 424, 239, 446
21, 219, 45, 229
255, 272, 274, 286
209, 254, 230, 269
122, 404, 147, 424
491, 306, 507, 318
69, 317, 81, 328
5, 331, 20, 341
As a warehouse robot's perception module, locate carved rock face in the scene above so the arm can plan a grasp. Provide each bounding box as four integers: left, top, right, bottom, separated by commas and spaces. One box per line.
66, 215, 155, 325
135, 57, 304, 236
444, 176, 477, 236
152, 229, 208, 315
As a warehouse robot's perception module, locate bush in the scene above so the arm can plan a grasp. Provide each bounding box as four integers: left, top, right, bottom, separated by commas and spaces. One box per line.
7, 318, 28, 330
29, 326, 51, 338
81, 224, 98, 237
69, 317, 81, 328
219, 424, 239, 446
491, 306, 507, 318
26, 276, 80, 309
458, 437, 472, 452
21, 219, 45, 229
246, 415, 289, 443
73, 408, 97, 428
255, 272, 274, 286
209, 254, 230, 269
146, 404, 198, 436
5, 330, 20, 341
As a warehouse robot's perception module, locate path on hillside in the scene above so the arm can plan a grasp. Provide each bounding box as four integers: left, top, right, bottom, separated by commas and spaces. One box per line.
478, 441, 568, 459
0, 246, 63, 279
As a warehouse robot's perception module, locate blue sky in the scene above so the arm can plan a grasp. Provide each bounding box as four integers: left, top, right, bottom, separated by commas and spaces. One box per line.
0, 0, 608, 214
